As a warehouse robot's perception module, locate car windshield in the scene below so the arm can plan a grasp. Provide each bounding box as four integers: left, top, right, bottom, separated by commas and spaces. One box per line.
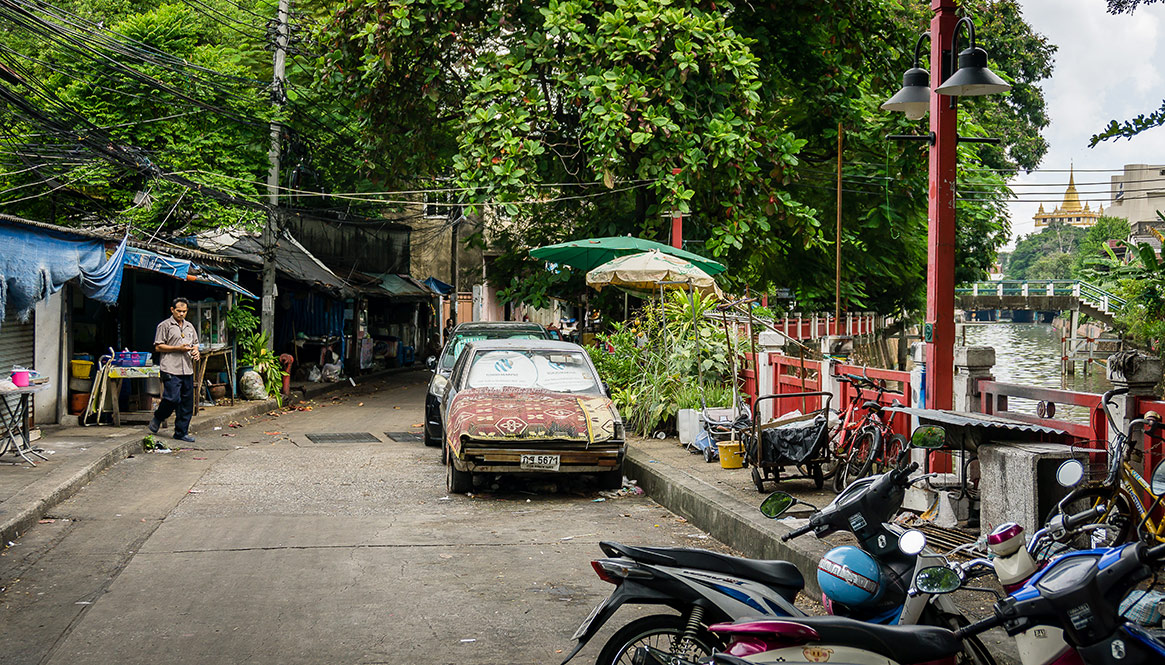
464, 349, 600, 394
440, 332, 544, 369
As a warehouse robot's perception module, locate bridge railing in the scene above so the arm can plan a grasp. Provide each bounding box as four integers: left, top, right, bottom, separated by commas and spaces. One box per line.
980, 380, 1107, 443
956, 279, 1127, 311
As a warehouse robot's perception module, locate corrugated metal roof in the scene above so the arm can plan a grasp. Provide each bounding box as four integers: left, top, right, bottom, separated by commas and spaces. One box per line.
883, 406, 1071, 436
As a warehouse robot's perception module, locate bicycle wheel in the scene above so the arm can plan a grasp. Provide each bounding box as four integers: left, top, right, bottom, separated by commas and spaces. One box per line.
835, 428, 878, 492
879, 433, 907, 472
1045, 487, 1133, 549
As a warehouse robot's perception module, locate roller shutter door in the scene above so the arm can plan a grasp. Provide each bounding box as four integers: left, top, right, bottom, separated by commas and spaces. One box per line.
0, 316, 36, 428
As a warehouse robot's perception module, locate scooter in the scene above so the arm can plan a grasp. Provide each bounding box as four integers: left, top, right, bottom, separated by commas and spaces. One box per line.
564, 426, 970, 665
759, 425, 993, 664
560, 540, 807, 665
638, 456, 1165, 665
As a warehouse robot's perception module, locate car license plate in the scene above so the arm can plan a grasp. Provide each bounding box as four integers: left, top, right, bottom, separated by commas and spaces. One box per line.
521, 454, 560, 471
571, 600, 605, 640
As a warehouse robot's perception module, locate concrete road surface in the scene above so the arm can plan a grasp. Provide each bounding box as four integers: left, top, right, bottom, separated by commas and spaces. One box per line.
0, 372, 733, 665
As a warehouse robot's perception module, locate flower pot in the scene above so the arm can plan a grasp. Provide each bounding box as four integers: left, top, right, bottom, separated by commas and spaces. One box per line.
209, 383, 227, 400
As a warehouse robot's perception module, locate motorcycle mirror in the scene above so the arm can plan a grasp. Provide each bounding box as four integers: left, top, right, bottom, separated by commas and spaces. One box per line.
1152, 460, 1165, 495
899, 529, 928, 556
914, 565, 962, 594
426, 356, 437, 371
1055, 459, 1085, 488
759, 492, 796, 518
910, 425, 946, 449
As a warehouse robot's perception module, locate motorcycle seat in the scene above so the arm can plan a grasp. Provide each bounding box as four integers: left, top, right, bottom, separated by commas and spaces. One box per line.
782, 615, 960, 663
862, 401, 883, 412
598, 541, 805, 596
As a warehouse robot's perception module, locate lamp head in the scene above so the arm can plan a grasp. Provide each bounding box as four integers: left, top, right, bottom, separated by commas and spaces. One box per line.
881, 66, 931, 120
934, 46, 1011, 97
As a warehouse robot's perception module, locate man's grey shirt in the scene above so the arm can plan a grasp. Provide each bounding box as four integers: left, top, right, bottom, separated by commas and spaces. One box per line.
155, 317, 198, 376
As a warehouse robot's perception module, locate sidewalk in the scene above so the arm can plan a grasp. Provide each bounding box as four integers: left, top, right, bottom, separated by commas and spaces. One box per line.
0, 367, 419, 546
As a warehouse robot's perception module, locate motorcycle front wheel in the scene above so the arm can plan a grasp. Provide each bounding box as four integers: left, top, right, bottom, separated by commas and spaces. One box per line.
595, 614, 719, 665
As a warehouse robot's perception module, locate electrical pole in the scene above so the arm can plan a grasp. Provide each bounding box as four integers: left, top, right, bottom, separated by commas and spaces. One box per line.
449, 213, 460, 326
261, 0, 291, 348
835, 123, 843, 332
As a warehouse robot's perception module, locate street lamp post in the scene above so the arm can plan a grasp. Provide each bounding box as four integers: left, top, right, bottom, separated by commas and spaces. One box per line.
882, 0, 1010, 410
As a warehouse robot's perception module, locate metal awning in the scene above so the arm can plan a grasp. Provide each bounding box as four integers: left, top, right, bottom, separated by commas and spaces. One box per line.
377, 274, 431, 300
883, 406, 1071, 437
199, 230, 353, 295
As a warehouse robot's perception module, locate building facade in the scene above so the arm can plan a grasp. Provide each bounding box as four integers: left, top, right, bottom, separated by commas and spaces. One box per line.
1106, 163, 1165, 251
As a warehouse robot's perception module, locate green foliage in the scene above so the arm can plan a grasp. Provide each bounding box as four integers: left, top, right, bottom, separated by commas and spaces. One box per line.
318, 0, 1053, 316
1073, 216, 1131, 276
224, 300, 260, 336
239, 332, 287, 406
1005, 222, 1086, 280
587, 290, 746, 436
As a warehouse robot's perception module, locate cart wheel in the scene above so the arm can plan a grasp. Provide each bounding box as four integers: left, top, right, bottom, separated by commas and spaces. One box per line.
751, 466, 765, 493
703, 446, 714, 463
812, 463, 824, 490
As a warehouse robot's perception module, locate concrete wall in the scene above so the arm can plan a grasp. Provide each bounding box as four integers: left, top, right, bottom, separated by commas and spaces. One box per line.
1108, 164, 1165, 234
34, 290, 67, 425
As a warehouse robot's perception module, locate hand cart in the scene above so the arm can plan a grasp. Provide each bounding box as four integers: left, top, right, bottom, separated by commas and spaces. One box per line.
743, 391, 833, 491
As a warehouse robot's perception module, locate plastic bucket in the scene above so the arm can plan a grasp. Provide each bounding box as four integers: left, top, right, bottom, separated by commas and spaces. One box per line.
11, 370, 30, 387
717, 442, 745, 469
71, 359, 94, 379
69, 392, 90, 415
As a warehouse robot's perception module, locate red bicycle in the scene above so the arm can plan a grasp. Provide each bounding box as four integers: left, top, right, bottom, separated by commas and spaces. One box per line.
828, 372, 905, 492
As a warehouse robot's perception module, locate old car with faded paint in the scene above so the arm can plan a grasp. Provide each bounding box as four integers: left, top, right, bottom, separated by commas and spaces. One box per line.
440, 339, 625, 493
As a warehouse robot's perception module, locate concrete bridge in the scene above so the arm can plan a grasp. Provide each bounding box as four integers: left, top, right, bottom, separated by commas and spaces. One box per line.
955, 280, 1125, 328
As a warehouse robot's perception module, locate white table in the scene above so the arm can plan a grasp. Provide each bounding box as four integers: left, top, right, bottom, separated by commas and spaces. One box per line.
0, 382, 51, 465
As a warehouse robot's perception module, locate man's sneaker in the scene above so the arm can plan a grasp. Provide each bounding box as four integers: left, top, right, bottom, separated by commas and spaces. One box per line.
174, 434, 196, 443
147, 418, 160, 434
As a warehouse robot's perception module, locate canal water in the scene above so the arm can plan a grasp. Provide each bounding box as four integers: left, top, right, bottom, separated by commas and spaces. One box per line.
960, 322, 1110, 423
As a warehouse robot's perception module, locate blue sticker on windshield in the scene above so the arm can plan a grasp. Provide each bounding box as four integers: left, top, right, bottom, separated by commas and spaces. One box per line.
494, 358, 513, 372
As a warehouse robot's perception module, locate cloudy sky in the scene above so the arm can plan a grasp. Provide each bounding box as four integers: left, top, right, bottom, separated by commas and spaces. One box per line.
1002, 0, 1165, 248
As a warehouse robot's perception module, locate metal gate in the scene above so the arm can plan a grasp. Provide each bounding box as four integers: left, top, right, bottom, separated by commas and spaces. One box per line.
0, 315, 36, 430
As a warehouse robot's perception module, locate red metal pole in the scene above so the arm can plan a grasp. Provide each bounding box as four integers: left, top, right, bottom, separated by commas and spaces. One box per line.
926, 0, 957, 410
671, 167, 683, 249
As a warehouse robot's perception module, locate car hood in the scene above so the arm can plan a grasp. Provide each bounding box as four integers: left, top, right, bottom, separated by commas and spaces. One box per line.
447, 387, 620, 443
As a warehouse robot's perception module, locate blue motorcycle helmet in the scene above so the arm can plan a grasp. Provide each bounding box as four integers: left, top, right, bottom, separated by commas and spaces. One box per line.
817, 545, 884, 607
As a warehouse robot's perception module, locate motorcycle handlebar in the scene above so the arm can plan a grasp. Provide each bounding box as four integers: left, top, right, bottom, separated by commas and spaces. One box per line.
781, 522, 815, 542
955, 613, 1005, 639
891, 462, 920, 485
1063, 505, 1108, 531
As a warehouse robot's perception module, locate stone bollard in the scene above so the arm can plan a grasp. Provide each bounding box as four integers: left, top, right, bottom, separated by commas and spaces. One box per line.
1106, 351, 1163, 439
819, 335, 852, 409
953, 346, 995, 414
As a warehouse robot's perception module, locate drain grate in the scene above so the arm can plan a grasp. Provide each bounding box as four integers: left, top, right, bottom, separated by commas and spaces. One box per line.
304, 432, 382, 444
386, 431, 424, 443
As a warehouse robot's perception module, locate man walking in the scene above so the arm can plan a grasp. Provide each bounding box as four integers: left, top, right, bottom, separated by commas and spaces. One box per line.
149, 297, 200, 443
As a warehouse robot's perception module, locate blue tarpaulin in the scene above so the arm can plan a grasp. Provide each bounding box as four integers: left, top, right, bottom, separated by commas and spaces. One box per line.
124, 247, 191, 279
423, 276, 453, 295
0, 221, 126, 324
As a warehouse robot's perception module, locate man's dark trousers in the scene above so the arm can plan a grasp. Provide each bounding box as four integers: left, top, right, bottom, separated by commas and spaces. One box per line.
155, 371, 194, 437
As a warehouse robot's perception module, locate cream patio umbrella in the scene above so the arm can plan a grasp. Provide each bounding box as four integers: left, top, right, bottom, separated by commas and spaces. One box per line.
585, 249, 723, 297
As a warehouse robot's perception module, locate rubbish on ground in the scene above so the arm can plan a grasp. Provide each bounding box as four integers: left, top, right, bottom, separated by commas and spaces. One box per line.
193, 457, 207, 460
264, 431, 281, 435
228, 421, 242, 428
592, 498, 606, 502
188, 489, 203, 494
38, 519, 55, 524
213, 426, 222, 430
358, 402, 364, 407
460, 638, 476, 643
411, 423, 423, 428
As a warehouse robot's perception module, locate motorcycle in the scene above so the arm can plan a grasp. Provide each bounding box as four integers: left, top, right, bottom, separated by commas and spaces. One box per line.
759, 425, 994, 664
559, 540, 807, 665
638, 457, 1165, 665
564, 425, 969, 665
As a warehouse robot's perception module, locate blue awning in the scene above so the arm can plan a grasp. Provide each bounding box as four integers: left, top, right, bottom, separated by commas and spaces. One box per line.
423, 276, 453, 295
125, 247, 255, 299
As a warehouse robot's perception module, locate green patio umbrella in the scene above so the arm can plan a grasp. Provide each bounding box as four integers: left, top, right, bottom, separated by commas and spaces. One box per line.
529, 236, 726, 275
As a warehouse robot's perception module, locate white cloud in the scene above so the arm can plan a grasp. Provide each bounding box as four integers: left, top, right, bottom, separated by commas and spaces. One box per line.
1002, 0, 1165, 248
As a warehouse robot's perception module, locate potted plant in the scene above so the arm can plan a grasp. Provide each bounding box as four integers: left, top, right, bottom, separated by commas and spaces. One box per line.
226, 301, 260, 375
239, 332, 288, 407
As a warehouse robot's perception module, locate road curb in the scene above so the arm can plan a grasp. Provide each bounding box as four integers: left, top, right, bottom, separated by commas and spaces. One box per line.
624, 443, 824, 598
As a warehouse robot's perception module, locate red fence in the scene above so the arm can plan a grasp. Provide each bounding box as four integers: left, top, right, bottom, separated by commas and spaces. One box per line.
979, 381, 1107, 444
776, 312, 879, 341
834, 363, 913, 440
767, 352, 823, 416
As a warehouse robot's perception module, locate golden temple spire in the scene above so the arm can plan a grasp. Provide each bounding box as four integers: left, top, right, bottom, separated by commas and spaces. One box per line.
1061, 164, 1083, 213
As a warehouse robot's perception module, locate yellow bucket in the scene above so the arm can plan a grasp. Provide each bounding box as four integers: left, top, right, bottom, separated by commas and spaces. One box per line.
70, 359, 94, 380
718, 442, 745, 469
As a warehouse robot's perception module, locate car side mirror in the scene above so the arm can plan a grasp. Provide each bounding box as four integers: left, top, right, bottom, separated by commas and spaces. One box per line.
910, 425, 946, 449
602, 381, 611, 397
426, 356, 437, 371
759, 492, 796, 518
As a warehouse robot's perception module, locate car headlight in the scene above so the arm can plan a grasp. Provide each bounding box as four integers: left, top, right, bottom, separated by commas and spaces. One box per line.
613, 421, 625, 441
431, 374, 449, 400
